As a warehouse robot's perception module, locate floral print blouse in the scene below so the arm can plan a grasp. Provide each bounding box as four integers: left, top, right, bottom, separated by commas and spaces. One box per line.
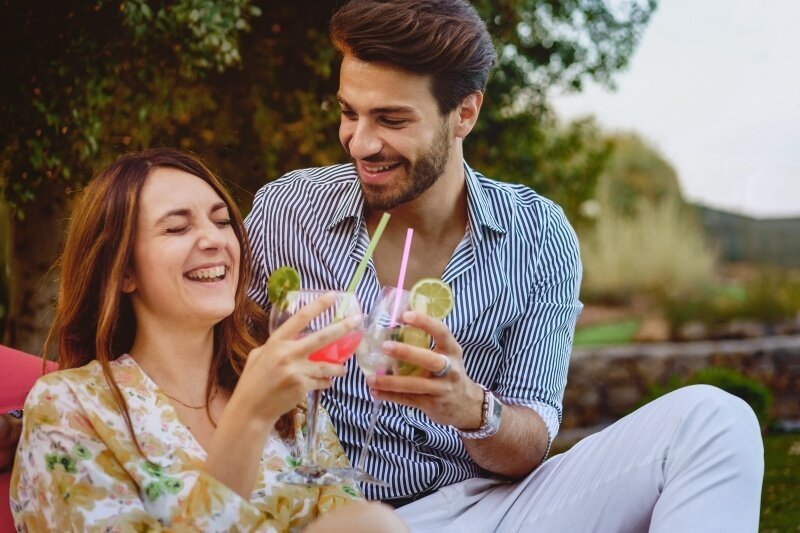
11, 354, 360, 532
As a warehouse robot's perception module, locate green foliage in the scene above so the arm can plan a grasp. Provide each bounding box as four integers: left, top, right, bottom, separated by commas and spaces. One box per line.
471, 114, 612, 225
0, 0, 260, 217
573, 319, 639, 347
580, 196, 717, 303
469, 0, 657, 223
639, 367, 773, 427
660, 269, 800, 329
761, 434, 800, 530
579, 133, 716, 302
596, 134, 683, 215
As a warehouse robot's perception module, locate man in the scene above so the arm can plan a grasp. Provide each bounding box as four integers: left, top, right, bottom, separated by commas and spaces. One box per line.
244, 0, 763, 531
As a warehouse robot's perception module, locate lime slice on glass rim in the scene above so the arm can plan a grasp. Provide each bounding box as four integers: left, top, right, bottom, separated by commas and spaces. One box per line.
409, 278, 454, 320
394, 278, 454, 376
267, 266, 301, 308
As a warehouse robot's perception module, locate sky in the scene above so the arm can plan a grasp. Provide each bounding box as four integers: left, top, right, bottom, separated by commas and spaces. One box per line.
550, 0, 800, 219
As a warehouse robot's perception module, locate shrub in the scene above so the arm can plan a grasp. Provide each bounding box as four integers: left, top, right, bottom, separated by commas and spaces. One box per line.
639, 367, 773, 428
580, 196, 717, 303
659, 268, 800, 330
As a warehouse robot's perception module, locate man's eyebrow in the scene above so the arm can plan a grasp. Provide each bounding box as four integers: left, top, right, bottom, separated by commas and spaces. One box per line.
337, 95, 416, 115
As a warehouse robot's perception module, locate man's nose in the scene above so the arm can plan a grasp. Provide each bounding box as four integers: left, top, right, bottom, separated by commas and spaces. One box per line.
347, 120, 383, 160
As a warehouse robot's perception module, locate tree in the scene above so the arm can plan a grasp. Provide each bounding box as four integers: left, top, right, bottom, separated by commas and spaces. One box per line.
0, 0, 262, 353
0, 0, 656, 352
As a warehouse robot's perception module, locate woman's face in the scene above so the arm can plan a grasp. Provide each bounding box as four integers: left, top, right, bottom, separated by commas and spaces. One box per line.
123, 167, 240, 330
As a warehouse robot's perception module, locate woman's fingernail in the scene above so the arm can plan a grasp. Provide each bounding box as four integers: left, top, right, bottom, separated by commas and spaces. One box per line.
366, 376, 376, 387
382, 341, 396, 352
403, 311, 417, 321
347, 315, 362, 327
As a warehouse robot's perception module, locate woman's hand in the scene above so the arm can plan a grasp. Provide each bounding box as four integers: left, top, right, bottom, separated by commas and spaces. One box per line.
233, 292, 362, 425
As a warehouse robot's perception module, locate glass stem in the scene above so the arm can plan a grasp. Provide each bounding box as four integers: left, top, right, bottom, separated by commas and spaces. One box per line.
356, 398, 383, 471
305, 389, 321, 466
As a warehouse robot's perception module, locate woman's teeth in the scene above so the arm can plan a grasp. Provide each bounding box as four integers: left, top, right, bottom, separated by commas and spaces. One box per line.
186, 265, 226, 281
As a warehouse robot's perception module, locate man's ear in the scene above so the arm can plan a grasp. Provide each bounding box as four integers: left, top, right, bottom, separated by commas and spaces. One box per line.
453, 91, 484, 139
121, 268, 136, 294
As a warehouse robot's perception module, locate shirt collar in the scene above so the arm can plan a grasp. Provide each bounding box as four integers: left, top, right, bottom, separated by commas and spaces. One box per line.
325, 165, 363, 232
463, 162, 505, 241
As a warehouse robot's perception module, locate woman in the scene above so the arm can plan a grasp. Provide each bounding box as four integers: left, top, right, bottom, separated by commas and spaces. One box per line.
10, 149, 406, 532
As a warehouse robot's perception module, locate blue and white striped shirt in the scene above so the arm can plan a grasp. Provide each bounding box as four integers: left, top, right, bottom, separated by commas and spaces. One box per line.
244, 162, 582, 501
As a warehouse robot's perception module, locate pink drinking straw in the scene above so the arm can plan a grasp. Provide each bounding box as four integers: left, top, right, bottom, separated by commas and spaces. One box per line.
389, 228, 414, 326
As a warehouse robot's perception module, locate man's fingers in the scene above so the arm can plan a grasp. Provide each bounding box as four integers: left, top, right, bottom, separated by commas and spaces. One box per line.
368, 375, 446, 395
370, 390, 430, 410
401, 311, 461, 356
382, 341, 448, 374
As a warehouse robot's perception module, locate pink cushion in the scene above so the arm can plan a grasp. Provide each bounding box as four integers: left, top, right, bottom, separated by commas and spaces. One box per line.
0, 345, 56, 413
1, 345, 57, 530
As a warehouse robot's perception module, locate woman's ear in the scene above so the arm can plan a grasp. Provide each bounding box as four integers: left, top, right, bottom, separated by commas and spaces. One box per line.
121, 268, 136, 294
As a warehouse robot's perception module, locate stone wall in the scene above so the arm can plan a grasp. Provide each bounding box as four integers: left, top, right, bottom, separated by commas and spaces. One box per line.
562, 335, 800, 430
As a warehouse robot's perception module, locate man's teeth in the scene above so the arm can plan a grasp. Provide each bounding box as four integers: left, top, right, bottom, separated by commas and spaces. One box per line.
365, 163, 395, 172
186, 266, 226, 281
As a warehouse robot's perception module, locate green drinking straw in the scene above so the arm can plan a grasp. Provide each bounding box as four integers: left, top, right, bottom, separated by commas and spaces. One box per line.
346, 212, 391, 293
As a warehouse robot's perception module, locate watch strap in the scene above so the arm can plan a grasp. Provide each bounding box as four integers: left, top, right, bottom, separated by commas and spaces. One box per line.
455, 386, 502, 440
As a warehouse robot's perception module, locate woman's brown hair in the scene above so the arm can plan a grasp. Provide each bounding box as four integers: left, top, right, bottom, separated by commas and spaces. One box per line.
43, 148, 285, 442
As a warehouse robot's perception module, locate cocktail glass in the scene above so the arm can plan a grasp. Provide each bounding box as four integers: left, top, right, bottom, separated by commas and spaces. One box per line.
353, 286, 431, 480
271, 289, 363, 486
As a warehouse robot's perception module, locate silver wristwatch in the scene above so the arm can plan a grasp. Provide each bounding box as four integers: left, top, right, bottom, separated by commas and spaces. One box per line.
455, 386, 503, 440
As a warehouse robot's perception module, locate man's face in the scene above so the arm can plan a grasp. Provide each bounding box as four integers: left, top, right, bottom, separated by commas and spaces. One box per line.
338, 55, 453, 210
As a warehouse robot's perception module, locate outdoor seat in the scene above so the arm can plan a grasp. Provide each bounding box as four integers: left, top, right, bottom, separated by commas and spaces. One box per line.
1, 344, 55, 531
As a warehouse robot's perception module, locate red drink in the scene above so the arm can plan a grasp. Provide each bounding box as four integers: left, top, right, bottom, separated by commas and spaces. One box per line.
308, 330, 364, 364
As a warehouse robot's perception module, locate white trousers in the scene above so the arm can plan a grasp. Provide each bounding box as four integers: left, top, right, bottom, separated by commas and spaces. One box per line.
396, 385, 764, 532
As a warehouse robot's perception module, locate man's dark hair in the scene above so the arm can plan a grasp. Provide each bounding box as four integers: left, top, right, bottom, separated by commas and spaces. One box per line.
330, 0, 497, 115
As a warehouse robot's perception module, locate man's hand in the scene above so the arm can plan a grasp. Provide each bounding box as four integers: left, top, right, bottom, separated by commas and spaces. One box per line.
0, 414, 23, 472
366, 311, 484, 430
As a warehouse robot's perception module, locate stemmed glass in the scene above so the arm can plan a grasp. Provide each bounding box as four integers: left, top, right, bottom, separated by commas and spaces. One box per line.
353, 286, 431, 481
270, 289, 363, 486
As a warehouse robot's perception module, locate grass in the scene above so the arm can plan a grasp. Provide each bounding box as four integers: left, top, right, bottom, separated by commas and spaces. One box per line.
573, 319, 640, 347
761, 433, 800, 531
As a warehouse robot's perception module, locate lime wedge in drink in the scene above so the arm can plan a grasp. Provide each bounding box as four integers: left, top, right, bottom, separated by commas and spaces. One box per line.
394, 325, 430, 376
267, 266, 301, 307
409, 278, 454, 320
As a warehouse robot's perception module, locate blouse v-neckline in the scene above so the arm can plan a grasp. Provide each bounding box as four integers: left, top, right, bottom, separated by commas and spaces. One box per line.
115, 354, 214, 458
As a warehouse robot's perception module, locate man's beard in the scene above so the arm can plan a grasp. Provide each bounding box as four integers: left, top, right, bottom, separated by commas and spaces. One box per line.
355, 120, 451, 211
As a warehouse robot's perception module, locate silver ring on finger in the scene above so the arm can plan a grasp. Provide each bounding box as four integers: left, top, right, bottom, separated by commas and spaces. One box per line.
432, 355, 452, 378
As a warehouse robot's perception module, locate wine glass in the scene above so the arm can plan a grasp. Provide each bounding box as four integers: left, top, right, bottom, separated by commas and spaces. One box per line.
270, 289, 363, 486
353, 286, 431, 481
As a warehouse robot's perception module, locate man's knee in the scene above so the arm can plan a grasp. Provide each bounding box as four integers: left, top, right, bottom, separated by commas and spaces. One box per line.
665, 384, 763, 454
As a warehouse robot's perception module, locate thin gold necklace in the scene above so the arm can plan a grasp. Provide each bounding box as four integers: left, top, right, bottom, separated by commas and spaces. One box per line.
162, 386, 218, 410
